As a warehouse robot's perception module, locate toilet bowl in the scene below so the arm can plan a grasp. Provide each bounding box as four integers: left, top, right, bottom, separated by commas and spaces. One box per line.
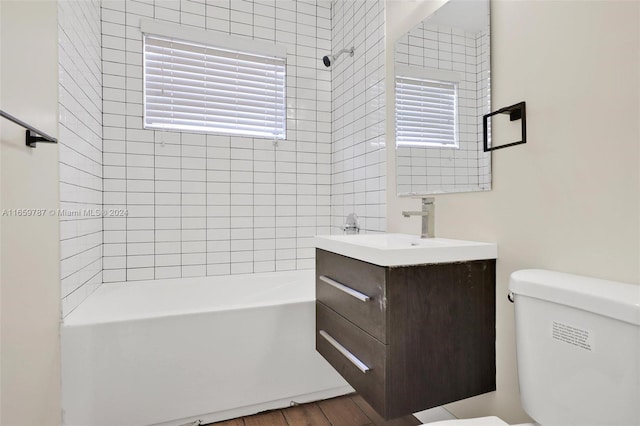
420, 269, 640, 426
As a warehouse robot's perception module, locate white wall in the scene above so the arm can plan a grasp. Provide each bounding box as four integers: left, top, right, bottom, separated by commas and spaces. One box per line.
0, 1, 62, 425
387, 0, 640, 423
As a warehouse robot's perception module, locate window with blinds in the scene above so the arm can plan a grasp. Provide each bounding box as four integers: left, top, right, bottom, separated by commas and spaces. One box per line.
143, 34, 286, 139
395, 76, 458, 148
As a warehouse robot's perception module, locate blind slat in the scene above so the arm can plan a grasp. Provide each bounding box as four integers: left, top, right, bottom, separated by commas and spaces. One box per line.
144, 34, 286, 139
146, 107, 286, 123
146, 97, 287, 117
145, 74, 283, 96
150, 116, 285, 131
146, 83, 283, 105
145, 59, 285, 84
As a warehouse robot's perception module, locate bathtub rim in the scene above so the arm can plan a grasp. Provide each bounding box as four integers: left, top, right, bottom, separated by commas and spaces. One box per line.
63, 268, 316, 327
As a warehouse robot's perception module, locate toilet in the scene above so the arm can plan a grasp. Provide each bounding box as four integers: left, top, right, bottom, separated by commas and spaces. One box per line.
425, 269, 640, 426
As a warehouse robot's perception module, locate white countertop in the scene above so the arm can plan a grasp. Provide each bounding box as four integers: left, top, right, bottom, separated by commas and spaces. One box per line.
315, 233, 497, 267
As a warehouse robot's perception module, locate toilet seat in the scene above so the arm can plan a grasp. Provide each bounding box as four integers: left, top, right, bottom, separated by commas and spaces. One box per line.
420, 416, 537, 426
421, 417, 508, 426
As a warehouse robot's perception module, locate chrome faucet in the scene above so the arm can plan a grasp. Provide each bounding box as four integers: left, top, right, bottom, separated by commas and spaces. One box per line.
402, 198, 435, 238
342, 213, 360, 234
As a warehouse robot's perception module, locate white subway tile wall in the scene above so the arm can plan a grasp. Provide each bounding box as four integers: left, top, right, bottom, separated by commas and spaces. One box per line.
477, 28, 491, 185
100, 0, 333, 281
330, 0, 386, 234
395, 22, 491, 194
58, 0, 103, 316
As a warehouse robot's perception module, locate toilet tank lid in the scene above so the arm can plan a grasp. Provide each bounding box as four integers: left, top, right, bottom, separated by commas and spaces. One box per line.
509, 269, 640, 326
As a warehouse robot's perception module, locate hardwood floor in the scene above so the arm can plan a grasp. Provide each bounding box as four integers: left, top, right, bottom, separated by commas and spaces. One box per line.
209, 394, 422, 426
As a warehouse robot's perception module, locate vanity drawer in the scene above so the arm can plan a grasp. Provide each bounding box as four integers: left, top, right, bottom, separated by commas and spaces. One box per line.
316, 249, 387, 343
316, 302, 387, 415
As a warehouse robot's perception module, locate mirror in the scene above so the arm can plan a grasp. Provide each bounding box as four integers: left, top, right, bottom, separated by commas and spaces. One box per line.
395, 0, 491, 196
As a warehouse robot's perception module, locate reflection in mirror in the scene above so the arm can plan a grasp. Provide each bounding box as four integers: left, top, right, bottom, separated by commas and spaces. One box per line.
395, 0, 491, 196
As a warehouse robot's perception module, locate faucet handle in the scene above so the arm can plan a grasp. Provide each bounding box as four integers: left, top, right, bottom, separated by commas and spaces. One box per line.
422, 197, 435, 205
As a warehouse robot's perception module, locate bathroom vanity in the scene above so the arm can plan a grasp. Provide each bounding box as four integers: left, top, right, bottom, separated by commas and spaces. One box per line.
314, 234, 497, 419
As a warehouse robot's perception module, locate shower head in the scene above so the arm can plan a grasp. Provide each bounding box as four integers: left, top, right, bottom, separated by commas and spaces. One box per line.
322, 47, 354, 68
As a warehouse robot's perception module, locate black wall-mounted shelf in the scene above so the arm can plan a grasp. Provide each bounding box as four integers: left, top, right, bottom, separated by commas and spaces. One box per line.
0, 110, 58, 148
483, 102, 526, 152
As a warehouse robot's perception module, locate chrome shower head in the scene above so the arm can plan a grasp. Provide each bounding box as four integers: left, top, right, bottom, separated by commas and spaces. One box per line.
322, 47, 354, 68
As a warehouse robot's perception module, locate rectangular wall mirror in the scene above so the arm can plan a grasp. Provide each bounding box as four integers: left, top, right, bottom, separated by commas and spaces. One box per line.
395, 0, 491, 196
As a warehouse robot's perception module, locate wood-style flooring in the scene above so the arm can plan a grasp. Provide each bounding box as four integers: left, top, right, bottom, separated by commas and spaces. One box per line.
209, 394, 422, 426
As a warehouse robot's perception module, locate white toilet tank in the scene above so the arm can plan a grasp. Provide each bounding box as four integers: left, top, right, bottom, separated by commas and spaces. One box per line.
509, 269, 640, 426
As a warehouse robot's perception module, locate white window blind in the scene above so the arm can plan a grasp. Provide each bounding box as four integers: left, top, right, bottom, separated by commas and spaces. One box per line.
143, 34, 286, 139
395, 76, 458, 148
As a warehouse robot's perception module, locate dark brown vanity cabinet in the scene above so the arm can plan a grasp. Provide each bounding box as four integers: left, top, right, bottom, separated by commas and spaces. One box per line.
315, 248, 496, 419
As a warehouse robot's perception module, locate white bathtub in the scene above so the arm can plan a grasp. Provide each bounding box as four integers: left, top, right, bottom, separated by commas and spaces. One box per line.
61, 270, 351, 426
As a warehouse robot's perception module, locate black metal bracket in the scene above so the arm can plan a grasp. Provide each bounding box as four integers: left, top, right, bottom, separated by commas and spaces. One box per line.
0, 109, 58, 148
483, 101, 526, 152
25, 130, 58, 148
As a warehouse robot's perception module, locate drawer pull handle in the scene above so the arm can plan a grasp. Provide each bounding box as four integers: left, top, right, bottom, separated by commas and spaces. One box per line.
319, 330, 371, 373
319, 275, 371, 302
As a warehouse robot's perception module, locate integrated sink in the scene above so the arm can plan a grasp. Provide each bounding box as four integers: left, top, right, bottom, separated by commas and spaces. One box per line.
314, 233, 497, 266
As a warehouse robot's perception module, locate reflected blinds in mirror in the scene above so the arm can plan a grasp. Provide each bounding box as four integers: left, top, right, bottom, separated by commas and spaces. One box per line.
395, 77, 457, 148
